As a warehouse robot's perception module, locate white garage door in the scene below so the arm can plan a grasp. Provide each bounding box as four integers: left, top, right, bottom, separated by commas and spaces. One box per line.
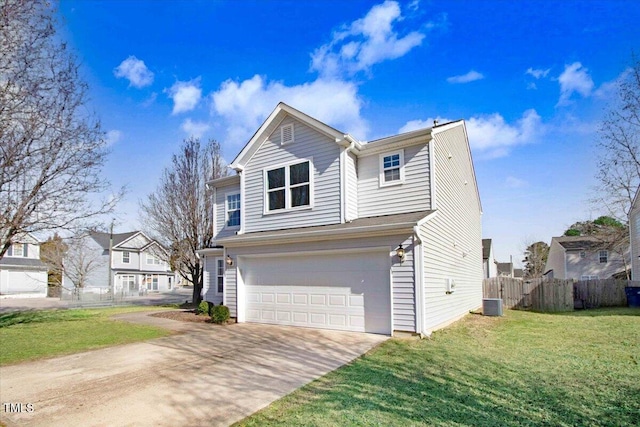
242, 250, 391, 335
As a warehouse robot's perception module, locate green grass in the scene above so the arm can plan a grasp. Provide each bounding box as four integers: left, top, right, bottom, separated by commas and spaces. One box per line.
0, 306, 174, 366
237, 308, 640, 427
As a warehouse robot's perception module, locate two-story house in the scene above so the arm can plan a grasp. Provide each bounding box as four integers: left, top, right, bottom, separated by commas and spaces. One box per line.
62, 231, 176, 294
0, 233, 48, 298
198, 103, 483, 336
630, 186, 640, 280
544, 236, 629, 280
482, 238, 498, 278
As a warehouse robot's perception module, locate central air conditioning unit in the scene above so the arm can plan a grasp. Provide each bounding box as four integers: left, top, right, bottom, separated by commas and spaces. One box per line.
483, 298, 503, 316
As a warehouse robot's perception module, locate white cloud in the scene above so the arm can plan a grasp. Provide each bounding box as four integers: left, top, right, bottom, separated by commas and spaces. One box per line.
167, 80, 202, 114
181, 119, 210, 138
105, 130, 122, 146
446, 70, 484, 84
310, 0, 425, 78
400, 109, 543, 159
211, 75, 368, 147
505, 176, 528, 189
526, 67, 551, 79
594, 67, 631, 100
557, 62, 594, 106
113, 56, 154, 88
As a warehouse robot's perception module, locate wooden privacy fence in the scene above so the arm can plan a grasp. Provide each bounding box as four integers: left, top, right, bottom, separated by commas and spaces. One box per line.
483, 277, 633, 312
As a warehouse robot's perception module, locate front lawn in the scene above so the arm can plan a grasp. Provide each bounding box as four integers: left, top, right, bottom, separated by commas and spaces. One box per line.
0, 306, 173, 366
237, 308, 640, 427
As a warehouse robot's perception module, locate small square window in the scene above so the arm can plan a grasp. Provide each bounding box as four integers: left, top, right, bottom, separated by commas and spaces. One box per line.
579, 251, 586, 258
599, 250, 608, 263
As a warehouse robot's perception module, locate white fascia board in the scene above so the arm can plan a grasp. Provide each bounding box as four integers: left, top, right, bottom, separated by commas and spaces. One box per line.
357, 128, 432, 157
218, 222, 418, 247
208, 174, 240, 187
197, 247, 224, 256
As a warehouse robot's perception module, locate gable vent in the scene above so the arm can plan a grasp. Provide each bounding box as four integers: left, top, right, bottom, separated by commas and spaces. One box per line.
281, 123, 294, 145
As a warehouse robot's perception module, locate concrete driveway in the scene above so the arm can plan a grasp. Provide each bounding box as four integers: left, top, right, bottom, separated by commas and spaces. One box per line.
0, 311, 388, 427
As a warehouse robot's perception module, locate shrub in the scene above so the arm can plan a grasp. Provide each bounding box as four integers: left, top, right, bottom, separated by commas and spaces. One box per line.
197, 300, 211, 316
211, 304, 230, 324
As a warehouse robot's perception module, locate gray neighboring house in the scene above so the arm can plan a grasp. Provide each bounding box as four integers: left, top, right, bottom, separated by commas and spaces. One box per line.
0, 233, 48, 298
198, 102, 483, 337
630, 186, 640, 280
482, 239, 497, 278
544, 236, 629, 280
62, 231, 176, 294
497, 262, 515, 277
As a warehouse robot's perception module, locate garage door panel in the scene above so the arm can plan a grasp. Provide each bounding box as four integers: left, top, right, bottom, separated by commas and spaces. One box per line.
243, 251, 391, 334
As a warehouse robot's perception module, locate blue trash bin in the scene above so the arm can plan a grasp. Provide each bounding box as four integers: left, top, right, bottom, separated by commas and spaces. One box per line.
624, 287, 640, 307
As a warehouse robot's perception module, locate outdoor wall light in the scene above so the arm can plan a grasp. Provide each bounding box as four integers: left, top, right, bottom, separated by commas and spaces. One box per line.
226, 255, 234, 266
396, 245, 406, 263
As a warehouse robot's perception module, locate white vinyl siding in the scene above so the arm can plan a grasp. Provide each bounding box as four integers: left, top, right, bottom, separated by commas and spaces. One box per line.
345, 152, 358, 221
243, 117, 342, 232
391, 235, 416, 331
203, 255, 224, 304
358, 143, 431, 218
214, 181, 241, 240
419, 124, 483, 334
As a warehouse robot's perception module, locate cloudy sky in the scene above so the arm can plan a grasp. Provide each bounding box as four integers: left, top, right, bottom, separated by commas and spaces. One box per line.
59, 0, 639, 264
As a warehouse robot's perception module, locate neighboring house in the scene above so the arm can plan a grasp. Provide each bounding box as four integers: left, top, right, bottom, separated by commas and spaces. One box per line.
198, 103, 483, 336
513, 268, 524, 278
544, 236, 629, 280
0, 234, 48, 298
497, 262, 514, 277
62, 231, 176, 294
630, 186, 640, 280
482, 239, 498, 278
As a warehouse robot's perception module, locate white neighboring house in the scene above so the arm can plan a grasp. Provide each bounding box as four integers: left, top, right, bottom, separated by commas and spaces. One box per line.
62, 231, 176, 294
0, 234, 48, 298
544, 236, 629, 280
198, 103, 483, 337
630, 186, 640, 280
482, 238, 498, 278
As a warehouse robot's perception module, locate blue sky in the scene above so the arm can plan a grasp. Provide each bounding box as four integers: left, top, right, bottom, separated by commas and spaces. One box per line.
59, 0, 640, 264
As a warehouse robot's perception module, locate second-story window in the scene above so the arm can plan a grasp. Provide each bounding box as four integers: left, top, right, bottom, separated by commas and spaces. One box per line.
122, 251, 130, 264
265, 160, 311, 212
226, 193, 241, 227
146, 254, 162, 265
9, 243, 27, 257
599, 250, 608, 263
379, 150, 405, 187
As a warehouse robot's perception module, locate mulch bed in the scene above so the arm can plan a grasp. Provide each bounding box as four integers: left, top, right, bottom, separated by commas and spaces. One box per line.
150, 309, 211, 323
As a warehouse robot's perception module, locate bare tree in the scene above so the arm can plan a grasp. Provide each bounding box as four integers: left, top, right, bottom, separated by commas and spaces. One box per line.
593, 54, 640, 220
63, 235, 105, 291
40, 233, 68, 291
140, 138, 228, 303
523, 241, 549, 278
0, 0, 121, 258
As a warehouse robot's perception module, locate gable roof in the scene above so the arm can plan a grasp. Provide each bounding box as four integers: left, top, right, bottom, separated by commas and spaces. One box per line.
551, 235, 608, 251
230, 103, 355, 170
89, 231, 138, 250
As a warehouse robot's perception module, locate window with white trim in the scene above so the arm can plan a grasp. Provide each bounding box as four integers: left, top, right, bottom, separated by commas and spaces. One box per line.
122, 251, 130, 264
265, 160, 311, 212
216, 259, 224, 294
580, 275, 599, 280
146, 254, 162, 265
9, 243, 26, 257
599, 250, 608, 263
226, 193, 241, 227
280, 123, 294, 145
379, 150, 405, 187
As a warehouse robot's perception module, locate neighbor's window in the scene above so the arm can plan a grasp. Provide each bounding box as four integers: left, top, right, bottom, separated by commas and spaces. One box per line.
146, 254, 162, 265
122, 251, 130, 264
226, 193, 241, 227
599, 250, 608, 263
580, 275, 599, 280
265, 160, 311, 212
579, 251, 586, 258
379, 150, 405, 186
10, 243, 26, 257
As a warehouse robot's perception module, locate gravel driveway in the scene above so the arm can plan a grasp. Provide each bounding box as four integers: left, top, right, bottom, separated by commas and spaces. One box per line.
0, 311, 387, 427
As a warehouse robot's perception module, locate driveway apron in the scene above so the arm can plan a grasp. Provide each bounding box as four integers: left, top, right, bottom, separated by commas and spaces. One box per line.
0, 311, 387, 427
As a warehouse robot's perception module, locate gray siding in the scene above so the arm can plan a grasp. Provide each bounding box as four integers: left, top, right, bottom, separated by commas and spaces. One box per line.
202, 255, 223, 304
420, 124, 483, 333
214, 182, 241, 240
544, 240, 566, 279
345, 152, 358, 221
357, 143, 431, 218
632, 202, 640, 279
225, 262, 237, 317
566, 249, 628, 279
391, 235, 416, 331
243, 116, 342, 233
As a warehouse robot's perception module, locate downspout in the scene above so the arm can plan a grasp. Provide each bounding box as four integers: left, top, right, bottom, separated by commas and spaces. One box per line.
342, 136, 357, 223
413, 225, 425, 337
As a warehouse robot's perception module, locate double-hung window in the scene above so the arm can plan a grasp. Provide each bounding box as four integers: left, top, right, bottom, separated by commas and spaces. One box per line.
9, 243, 26, 257
265, 160, 311, 212
379, 150, 405, 187
146, 254, 162, 265
122, 251, 130, 264
216, 259, 224, 294
226, 193, 241, 227
599, 250, 608, 263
